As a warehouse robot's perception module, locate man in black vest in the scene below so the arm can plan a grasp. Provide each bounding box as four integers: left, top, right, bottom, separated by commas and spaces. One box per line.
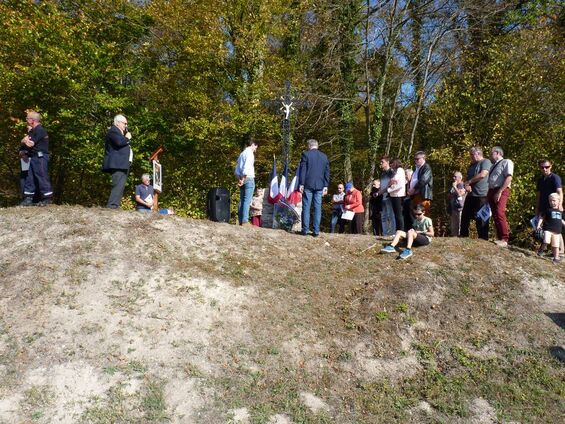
102, 114, 132, 209
20, 111, 53, 206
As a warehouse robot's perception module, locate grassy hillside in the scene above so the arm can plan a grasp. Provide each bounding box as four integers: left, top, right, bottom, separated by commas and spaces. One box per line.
0, 206, 563, 423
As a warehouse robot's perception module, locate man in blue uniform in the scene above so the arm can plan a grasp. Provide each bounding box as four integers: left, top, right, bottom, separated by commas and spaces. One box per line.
20, 111, 53, 206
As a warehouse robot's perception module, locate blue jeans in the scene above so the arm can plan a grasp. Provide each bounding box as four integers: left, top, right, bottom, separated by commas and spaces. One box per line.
238, 178, 255, 224
330, 209, 343, 233
381, 196, 396, 236
302, 188, 323, 235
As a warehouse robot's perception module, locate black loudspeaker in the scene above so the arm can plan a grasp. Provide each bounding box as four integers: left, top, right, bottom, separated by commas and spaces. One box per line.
207, 187, 231, 222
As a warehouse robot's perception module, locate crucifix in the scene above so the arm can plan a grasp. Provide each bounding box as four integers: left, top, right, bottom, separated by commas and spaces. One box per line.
263, 81, 307, 165
280, 80, 299, 165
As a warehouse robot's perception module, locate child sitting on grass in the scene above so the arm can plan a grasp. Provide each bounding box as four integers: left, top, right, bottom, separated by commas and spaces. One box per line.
536, 192, 565, 265
380, 204, 434, 259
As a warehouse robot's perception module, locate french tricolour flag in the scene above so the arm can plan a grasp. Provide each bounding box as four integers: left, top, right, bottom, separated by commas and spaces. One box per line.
279, 161, 288, 199
268, 156, 282, 204
286, 166, 301, 205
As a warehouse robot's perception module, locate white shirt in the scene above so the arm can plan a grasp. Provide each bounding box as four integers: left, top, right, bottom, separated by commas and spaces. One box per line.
410, 165, 421, 191
388, 167, 406, 197
234, 147, 255, 179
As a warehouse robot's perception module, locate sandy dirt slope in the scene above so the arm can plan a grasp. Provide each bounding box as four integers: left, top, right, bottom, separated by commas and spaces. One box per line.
0, 206, 563, 423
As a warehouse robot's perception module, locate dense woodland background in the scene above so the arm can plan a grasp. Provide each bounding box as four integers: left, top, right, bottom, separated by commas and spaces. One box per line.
0, 0, 563, 241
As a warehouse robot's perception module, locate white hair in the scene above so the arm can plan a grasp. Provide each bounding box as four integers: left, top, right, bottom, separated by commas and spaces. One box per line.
113, 114, 127, 126
27, 111, 41, 122
141, 174, 151, 181
307, 139, 318, 149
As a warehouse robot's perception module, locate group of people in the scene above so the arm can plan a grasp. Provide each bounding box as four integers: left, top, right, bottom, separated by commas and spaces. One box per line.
447, 149, 564, 264
19, 112, 152, 212
236, 139, 563, 263
18, 111, 562, 264
332, 152, 433, 241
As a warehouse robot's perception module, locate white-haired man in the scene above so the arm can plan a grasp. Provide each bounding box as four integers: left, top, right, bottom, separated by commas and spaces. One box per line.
20, 111, 53, 206
135, 174, 154, 213
102, 114, 132, 209
298, 139, 330, 237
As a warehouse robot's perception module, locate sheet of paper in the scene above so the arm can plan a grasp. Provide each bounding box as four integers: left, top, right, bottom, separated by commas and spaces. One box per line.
341, 210, 355, 221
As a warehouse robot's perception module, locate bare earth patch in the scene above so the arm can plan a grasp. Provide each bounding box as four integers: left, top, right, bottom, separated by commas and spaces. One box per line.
0, 206, 564, 423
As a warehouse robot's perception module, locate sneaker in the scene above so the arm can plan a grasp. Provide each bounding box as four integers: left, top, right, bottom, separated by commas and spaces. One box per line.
398, 249, 413, 260
493, 240, 508, 248
553, 257, 562, 265
380, 245, 396, 254
312, 233, 319, 238
537, 249, 545, 257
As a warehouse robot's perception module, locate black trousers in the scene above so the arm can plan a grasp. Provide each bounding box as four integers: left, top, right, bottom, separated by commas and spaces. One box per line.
390, 196, 404, 231
107, 169, 129, 209
371, 212, 381, 236
460, 195, 489, 240
402, 197, 413, 231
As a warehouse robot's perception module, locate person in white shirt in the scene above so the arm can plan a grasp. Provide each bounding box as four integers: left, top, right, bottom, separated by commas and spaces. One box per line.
388, 159, 406, 231
234, 139, 258, 225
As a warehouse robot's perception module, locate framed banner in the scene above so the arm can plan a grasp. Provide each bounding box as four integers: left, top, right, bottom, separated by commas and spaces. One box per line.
152, 160, 162, 192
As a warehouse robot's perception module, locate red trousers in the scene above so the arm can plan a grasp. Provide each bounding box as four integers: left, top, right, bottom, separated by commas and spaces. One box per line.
487, 187, 511, 242
251, 215, 262, 227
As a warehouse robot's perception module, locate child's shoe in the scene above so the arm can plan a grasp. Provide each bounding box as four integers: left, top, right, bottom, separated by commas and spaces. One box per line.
552, 257, 562, 265
398, 249, 413, 260
380, 245, 396, 254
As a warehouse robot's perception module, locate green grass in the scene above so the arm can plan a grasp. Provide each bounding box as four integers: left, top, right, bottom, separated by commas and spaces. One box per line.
81, 377, 170, 424
20, 385, 54, 422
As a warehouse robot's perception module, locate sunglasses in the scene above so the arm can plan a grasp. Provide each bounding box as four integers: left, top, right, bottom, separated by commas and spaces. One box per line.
414, 213, 423, 216
540, 166, 551, 169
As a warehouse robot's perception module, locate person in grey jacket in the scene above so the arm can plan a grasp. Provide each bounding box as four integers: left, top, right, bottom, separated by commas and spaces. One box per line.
102, 114, 132, 209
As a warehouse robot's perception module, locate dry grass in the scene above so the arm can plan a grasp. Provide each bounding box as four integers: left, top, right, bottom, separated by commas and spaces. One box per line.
0, 205, 563, 423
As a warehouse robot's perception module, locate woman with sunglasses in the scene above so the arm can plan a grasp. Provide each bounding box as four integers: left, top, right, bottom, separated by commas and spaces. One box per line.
380, 204, 434, 259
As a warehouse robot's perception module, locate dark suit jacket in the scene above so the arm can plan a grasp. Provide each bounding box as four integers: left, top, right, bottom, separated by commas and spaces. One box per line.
298, 148, 330, 191
102, 125, 131, 172
414, 162, 433, 200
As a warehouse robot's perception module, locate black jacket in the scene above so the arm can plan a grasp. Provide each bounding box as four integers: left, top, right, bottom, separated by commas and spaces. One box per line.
102, 125, 131, 172
414, 162, 433, 200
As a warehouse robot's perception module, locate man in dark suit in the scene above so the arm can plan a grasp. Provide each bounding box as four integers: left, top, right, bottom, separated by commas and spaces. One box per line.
408, 150, 433, 216
102, 114, 132, 209
298, 139, 330, 237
